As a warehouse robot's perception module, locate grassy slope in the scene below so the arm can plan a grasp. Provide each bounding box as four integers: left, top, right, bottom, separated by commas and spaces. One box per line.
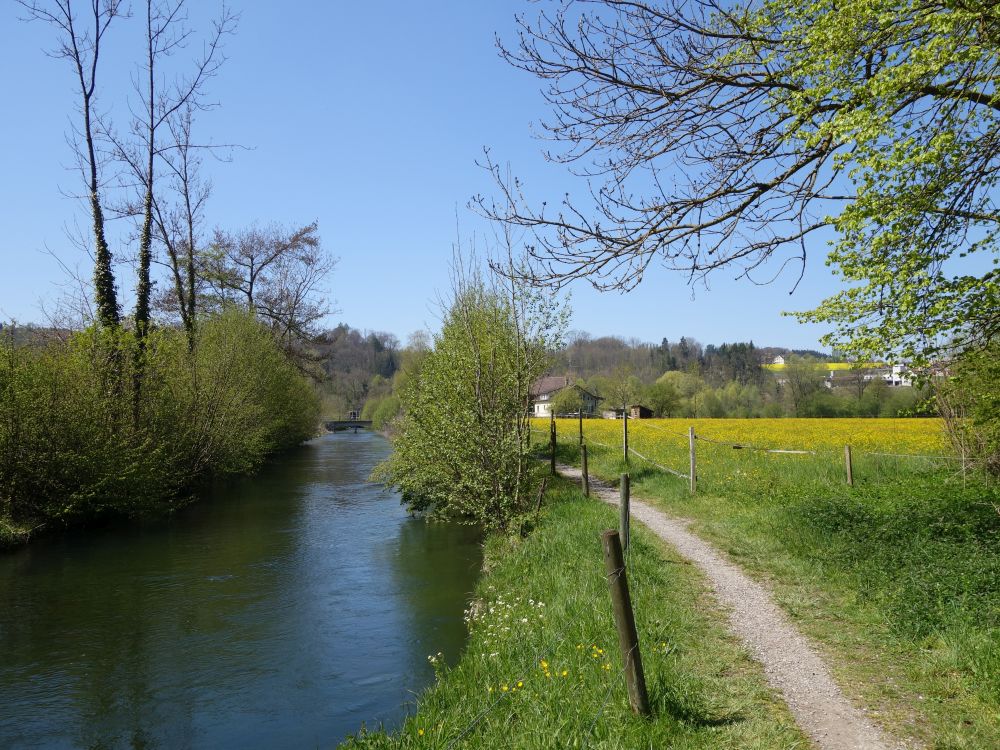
561, 435, 1000, 750
340, 478, 807, 749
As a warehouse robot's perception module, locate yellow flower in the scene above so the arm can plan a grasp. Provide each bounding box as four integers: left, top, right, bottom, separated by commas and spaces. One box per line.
418, 728, 424, 736
517, 681, 523, 688
561, 669, 568, 677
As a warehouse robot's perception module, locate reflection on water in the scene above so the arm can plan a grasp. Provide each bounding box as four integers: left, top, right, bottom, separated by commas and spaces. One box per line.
0, 432, 481, 749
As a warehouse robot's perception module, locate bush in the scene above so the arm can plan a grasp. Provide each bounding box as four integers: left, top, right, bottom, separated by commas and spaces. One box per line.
370, 395, 400, 431
939, 343, 1000, 475
0, 310, 320, 538
375, 278, 563, 533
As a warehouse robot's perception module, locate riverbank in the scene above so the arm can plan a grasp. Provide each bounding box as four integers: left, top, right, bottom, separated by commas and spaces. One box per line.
340, 477, 807, 748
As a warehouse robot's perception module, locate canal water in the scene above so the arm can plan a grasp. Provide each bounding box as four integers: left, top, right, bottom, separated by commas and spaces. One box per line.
0, 431, 482, 749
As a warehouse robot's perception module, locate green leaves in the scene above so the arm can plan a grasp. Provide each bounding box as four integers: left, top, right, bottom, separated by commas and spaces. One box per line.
377, 278, 565, 533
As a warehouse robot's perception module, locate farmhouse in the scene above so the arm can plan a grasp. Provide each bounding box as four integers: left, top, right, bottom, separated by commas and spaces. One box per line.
824, 363, 914, 389
529, 376, 601, 418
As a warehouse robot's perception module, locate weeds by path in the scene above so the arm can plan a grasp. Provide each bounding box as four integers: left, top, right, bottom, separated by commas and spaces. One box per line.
340, 479, 806, 749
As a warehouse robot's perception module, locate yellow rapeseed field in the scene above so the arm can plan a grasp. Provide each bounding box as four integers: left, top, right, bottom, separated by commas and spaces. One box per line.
539, 417, 946, 454
534, 417, 951, 489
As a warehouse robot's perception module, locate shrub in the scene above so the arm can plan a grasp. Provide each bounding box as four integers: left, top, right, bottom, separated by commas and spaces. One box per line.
938, 343, 1000, 475
375, 277, 564, 533
0, 310, 319, 537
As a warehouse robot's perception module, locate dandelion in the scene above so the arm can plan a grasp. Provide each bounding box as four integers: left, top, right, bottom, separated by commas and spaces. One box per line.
418, 728, 424, 736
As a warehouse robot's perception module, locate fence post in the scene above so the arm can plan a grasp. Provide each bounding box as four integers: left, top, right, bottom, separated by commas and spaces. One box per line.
579, 409, 583, 445
582, 444, 590, 498
689, 426, 697, 494
534, 477, 548, 514
620, 473, 630, 552
550, 418, 557, 475
600, 529, 651, 717
844, 444, 854, 487
623, 409, 629, 465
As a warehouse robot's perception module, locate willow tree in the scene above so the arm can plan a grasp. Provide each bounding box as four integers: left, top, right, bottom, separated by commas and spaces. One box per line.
375, 269, 566, 533
482, 0, 1000, 363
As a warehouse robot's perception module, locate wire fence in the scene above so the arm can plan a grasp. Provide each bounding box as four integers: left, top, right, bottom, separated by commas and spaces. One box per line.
533, 417, 965, 492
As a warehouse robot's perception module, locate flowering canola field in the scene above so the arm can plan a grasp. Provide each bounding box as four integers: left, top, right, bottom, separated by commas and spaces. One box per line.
534, 418, 950, 485
539, 418, 946, 454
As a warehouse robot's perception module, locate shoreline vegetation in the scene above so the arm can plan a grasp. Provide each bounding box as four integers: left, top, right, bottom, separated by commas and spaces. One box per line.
340, 477, 808, 749
0, 310, 320, 549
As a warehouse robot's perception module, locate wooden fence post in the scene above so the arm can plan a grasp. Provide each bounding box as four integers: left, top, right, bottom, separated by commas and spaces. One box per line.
582, 444, 590, 498
620, 473, 630, 552
623, 409, 629, 465
579, 409, 584, 445
845, 444, 854, 487
534, 477, 548, 514
601, 530, 651, 717
550, 418, 557, 475
689, 426, 697, 494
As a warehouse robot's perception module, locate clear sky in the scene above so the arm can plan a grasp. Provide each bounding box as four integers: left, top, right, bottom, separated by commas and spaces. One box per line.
1, 1, 844, 351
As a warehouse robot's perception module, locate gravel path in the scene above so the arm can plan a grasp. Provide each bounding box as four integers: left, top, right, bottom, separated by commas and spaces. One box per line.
557, 463, 904, 750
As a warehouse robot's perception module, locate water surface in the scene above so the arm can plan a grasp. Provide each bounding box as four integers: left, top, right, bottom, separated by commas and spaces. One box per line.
0, 431, 481, 748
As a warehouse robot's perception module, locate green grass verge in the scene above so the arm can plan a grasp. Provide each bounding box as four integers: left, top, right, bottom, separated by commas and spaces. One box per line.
339, 477, 807, 749
562, 439, 1000, 750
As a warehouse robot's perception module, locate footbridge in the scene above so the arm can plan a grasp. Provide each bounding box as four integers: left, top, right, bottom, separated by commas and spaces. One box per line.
324, 419, 373, 432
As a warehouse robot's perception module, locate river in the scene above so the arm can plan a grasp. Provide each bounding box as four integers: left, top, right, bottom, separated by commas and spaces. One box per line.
0, 431, 482, 748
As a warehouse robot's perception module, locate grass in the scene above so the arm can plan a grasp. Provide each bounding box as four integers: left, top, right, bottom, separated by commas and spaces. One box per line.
544, 417, 1000, 749
339, 477, 808, 749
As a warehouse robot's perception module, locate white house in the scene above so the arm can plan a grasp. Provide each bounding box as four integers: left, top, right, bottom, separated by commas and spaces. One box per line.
529, 376, 601, 418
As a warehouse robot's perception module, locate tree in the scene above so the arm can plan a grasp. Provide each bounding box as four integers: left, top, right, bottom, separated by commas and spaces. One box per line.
107, 1, 236, 344
201, 222, 336, 364
549, 383, 584, 416
483, 0, 1000, 362
783, 356, 823, 417
607, 366, 642, 411
647, 379, 680, 417
149, 103, 211, 348
374, 269, 566, 532
19, 0, 126, 328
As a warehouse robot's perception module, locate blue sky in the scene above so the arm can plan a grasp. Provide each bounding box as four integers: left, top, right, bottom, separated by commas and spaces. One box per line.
1, 1, 844, 350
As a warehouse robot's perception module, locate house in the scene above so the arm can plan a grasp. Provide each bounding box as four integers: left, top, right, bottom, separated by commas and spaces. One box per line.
884, 364, 913, 387
529, 376, 601, 418
824, 363, 915, 390
772, 355, 785, 366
